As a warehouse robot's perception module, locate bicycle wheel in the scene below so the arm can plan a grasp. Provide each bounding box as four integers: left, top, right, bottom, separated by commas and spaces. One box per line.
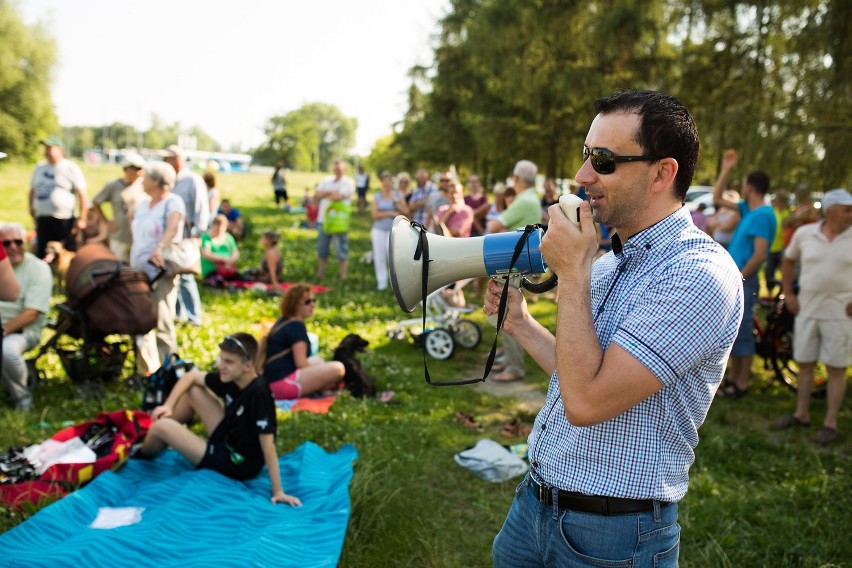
453, 320, 482, 349
769, 325, 827, 396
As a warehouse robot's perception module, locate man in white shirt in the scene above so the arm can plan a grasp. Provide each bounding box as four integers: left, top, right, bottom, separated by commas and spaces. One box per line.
29, 136, 90, 259
315, 159, 355, 280
778, 188, 852, 446
0, 223, 52, 411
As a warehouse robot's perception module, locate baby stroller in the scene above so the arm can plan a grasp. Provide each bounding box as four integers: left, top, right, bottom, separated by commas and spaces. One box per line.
387, 288, 482, 360
27, 244, 159, 389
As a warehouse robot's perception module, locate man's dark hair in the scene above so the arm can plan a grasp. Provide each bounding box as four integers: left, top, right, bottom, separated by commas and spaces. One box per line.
594, 90, 699, 201
220, 332, 259, 362
746, 171, 770, 195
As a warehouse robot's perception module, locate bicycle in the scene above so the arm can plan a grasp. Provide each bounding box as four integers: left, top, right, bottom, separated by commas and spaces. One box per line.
752, 283, 826, 395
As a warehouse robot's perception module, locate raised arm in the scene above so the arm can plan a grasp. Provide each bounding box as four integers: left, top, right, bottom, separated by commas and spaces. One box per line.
713, 149, 740, 210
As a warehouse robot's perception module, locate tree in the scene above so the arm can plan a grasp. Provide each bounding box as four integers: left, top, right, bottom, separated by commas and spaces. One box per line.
0, 1, 58, 160
255, 103, 357, 170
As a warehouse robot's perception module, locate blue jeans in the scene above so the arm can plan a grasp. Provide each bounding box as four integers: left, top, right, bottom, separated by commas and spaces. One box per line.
492, 474, 680, 567
175, 273, 202, 325
316, 224, 349, 260
731, 274, 759, 357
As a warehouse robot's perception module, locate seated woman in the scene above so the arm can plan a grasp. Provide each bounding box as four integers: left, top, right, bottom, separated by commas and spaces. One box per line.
200, 214, 240, 285
259, 284, 344, 400
243, 230, 283, 286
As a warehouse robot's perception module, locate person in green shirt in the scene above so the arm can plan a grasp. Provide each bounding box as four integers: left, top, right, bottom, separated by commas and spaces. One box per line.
200, 214, 239, 280
486, 160, 543, 382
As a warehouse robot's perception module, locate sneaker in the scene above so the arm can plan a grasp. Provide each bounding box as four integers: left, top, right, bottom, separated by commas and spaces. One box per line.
815, 427, 840, 446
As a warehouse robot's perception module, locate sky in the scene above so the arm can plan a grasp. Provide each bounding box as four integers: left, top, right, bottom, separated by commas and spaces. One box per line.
20, 0, 450, 155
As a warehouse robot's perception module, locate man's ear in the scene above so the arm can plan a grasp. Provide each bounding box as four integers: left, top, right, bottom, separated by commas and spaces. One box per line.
650, 158, 678, 196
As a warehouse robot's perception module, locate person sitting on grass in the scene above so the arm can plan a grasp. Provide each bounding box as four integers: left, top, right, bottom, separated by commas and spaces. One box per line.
243, 230, 283, 287
218, 198, 245, 241
200, 214, 240, 285
138, 332, 302, 506
258, 284, 344, 400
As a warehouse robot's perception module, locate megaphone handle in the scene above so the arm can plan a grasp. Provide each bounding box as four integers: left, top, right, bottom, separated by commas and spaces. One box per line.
520, 195, 584, 295
486, 274, 522, 327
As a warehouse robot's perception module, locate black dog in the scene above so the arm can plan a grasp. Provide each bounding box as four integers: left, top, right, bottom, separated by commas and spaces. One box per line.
332, 334, 376, 398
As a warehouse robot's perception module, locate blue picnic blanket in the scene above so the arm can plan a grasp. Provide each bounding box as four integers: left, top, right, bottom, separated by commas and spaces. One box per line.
0, 441, 357, 567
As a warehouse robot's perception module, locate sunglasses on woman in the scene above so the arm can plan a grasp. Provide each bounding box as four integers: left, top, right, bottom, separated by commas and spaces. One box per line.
583, 145, 664, 175
303, 298, 316, 305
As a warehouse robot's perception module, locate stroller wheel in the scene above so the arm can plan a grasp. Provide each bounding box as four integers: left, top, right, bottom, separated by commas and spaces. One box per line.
424, 328, 455, 360
453, 320, 482, 349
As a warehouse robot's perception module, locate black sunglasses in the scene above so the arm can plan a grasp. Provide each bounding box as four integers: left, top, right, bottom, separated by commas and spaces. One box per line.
303, 298, 316, 305
2, 239, 24, 248
222, 335, 250, 359
583, 146, 664, 175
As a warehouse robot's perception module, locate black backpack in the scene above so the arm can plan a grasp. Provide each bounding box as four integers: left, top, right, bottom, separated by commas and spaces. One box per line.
141, 354, 196, 412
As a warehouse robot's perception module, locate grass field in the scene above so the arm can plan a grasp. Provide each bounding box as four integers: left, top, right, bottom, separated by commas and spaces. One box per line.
0, 161, 849, 567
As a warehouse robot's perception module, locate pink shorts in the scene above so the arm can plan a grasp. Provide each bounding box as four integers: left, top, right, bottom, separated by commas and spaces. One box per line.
268, 370, 302, 400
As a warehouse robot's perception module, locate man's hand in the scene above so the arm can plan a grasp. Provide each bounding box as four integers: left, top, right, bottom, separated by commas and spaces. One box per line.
785, 294, 800, 316
540, 200, 597, 278
722, 148, 738, 171
271, 491, 302, 506
483, 279, 528, 335
151, 404, 172, 421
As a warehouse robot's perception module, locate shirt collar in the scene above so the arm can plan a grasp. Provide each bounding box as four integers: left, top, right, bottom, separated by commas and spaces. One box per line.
612, 206, 692, 259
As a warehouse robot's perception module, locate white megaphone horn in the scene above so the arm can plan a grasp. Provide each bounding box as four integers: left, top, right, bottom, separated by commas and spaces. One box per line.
389, 194, 583, 313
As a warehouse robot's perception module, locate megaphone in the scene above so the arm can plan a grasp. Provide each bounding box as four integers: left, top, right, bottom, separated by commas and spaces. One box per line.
389, 194, 583, 313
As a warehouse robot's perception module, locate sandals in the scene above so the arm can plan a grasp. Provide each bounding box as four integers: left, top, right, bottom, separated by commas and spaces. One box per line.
491, 372, 524, 383
500, 418, 531, 438
815, 427, 840, 446
776, 414, 811, 429
453, 411, 482, 430
715, 382, 749, 399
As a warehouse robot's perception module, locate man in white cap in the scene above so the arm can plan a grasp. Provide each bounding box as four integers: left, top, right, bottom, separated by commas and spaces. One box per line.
92, 153, 147, 262
778, 188, 852, 445
28, 135, 90, 259
159, 145, 209, 326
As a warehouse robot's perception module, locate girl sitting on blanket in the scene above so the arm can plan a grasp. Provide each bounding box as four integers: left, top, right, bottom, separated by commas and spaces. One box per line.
258, 284, 344, 400
243, 230, 283, 287
139, 332, 301, 506
200, 214, 240, 285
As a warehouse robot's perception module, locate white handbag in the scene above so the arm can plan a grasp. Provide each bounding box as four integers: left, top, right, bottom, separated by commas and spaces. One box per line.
162, 238, 201, 276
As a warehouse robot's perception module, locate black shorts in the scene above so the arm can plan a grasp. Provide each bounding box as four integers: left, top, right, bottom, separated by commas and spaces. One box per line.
356, 187, 368, 199
197, 424, 262, 481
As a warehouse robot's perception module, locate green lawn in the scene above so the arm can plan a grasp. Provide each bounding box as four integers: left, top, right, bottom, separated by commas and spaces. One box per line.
0, 161, 849, 567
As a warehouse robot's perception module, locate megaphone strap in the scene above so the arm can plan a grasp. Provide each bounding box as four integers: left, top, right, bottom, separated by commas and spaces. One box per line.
413, 220, 539, 387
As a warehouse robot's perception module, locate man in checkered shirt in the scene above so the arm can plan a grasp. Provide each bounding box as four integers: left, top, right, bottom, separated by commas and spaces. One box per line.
487, 90, 744, 567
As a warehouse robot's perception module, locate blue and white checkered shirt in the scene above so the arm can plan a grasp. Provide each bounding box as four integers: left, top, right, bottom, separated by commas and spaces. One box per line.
528, 206, 743, 502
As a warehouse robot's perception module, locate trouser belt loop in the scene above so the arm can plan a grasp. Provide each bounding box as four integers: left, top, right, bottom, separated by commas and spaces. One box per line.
550, 486, 559, 520
653, 499, 661, 522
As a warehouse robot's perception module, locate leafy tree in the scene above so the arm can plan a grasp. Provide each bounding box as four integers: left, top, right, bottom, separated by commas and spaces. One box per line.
394, 0, 850, 191
255, 102, 357, 170
0, 1, 58, 160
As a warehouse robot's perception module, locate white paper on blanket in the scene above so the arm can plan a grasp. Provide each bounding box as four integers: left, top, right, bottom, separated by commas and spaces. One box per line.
89, 507, 146, 529
453, 439, 528, 483
22, 437, 97, 475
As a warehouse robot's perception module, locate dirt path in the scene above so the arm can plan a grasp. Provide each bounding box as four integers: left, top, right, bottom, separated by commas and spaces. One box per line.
474, 377, 546, 414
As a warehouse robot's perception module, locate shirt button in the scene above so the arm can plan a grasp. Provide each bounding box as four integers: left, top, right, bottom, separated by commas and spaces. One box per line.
532, 461, 538, 468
